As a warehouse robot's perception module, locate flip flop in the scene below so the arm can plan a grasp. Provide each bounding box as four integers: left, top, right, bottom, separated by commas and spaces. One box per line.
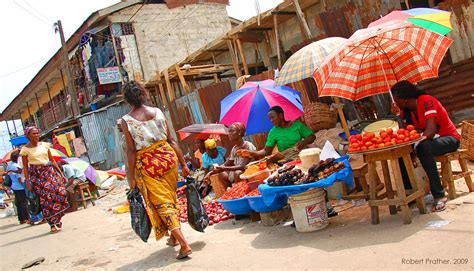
166, 238, 179, 247
176, 250, 192, 260
432, 199, 447, 212
21, 257, 45, 269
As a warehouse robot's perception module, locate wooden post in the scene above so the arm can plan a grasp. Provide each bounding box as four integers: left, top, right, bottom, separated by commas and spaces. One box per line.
109, 23, 122, 67
34, 93, 43, 128
227, 40, 242, 78
273, 14, 282, 68
333, 97, 351, 140
175, 64, 190, 94
254, 43, 260, 74
262, 32, 273, 69
293, 0, 313, 39
17, 109, 24, 131
236, 38, 249, 75
158, 82, 168, 107
12, 117, 18, 136
45, 82, 57, 122
163, 68, 175, 101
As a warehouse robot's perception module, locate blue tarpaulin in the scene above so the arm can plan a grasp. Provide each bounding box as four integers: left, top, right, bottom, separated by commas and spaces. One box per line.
258, 156, 354, 205
10, 136, 29, 147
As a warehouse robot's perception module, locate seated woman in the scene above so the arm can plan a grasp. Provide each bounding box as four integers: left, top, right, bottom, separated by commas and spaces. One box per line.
206, 122, 256, 190
237, 106, 315, 159
391, 81, 461, 212
201, 139, 227, 172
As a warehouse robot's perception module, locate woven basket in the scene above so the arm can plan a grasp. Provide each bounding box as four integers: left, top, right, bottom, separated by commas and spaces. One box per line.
303, 102, 338, 132
460, 120, 474, 161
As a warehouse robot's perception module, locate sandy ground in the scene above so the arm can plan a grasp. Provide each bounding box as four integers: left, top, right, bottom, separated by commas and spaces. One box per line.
1, 171, 474, 270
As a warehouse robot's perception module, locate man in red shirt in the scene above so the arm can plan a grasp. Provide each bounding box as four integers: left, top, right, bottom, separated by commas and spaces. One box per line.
391, 81, 460, 212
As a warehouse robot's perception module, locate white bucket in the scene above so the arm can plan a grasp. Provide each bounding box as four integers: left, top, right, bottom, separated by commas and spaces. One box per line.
288, 188, 328, 232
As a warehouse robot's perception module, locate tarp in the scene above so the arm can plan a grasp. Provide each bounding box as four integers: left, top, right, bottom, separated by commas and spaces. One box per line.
259, 156, 353, 205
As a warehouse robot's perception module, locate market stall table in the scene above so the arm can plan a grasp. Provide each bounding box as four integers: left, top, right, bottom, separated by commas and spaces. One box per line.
357, 142, 427, 224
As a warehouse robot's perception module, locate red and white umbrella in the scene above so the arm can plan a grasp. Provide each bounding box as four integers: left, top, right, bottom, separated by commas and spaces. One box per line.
313, 20, 453, 101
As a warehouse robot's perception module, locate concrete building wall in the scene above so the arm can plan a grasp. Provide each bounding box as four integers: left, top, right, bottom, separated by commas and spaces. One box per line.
109, 3, 231, 82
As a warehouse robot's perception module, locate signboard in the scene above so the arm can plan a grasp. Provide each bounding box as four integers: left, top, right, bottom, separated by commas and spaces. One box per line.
97, 66, 121, 85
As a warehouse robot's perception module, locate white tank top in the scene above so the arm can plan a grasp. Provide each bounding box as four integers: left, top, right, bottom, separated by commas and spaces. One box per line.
122, 107, 168, 150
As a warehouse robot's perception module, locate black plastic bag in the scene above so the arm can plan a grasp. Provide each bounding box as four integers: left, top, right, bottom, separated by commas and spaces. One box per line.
127, 189, 151, 242
26, 190, 41, 216
186, 177, 209, 232
3, 174, 12, 187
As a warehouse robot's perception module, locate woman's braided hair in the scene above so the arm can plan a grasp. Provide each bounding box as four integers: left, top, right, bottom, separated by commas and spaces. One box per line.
122, 81, 145, 107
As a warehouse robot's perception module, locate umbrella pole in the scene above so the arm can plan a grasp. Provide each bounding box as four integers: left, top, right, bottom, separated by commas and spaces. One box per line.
377, 53, 395, 103
333, 97, 351, 140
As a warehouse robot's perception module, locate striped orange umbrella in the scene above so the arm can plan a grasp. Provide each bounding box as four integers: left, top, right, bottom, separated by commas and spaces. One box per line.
313, 20, 453, 101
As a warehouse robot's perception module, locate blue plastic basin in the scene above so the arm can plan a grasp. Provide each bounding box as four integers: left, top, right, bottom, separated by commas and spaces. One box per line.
218, 198, 252, 215
177, 180, 185, 188
339, 129, 361, 141
247, 195, 287, 213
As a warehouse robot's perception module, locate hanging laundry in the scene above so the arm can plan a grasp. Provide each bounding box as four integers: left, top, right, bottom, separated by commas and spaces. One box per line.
57, 134, 73, 157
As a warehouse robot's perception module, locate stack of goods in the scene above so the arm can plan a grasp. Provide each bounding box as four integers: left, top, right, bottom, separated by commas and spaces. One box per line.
220, 181, 250, 200
267, 158, 345, 187
348, 125, 421, 153
178, 198, 233, 225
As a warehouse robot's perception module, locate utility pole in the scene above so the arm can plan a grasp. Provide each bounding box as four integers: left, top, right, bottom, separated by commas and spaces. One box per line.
55, 20, 80, 117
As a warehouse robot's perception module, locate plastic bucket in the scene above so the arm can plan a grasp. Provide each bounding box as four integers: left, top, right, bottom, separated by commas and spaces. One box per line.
288, 188, 328, 232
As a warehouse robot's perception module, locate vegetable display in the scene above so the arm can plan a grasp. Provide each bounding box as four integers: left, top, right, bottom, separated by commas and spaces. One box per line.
348, 125, 421, 153
220, 181, 250, 200
178, 197, 234, 225
267, 158, 345, 186
246, 187, 261, 196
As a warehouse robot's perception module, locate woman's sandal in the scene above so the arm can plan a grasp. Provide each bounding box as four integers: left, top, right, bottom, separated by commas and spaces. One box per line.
432, 198, 447, 212
50, 224, 62, 234
166, 238, 179, 247
176, 249, 192, 260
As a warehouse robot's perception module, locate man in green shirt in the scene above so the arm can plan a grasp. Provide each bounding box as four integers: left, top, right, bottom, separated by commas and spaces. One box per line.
238, 106, 315, 159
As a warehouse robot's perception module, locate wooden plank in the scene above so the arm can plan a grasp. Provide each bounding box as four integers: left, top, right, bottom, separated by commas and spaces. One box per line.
273, 14, 282, 68
227, 40, 242, 78
381, 160, 398, 215
163, 68, 175, 101
271, 11, 297, 15
236, 38, 249, 75
401, 154, 426, 214
158, 82, 168, 107
333, 97, 351, 140
262, 31, 273, 69
175, 64, 190, 94
390, 159, 412, 224
293, 0, 313, 39
367, 161, 380, 225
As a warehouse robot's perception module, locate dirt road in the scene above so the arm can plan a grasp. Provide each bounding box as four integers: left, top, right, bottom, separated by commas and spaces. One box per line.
1, 182, 473, 270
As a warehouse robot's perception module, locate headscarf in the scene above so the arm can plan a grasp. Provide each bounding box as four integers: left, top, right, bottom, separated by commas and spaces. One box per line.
24, 126, 38, 136
204, 139, 217, 150
230, 122, 246, 136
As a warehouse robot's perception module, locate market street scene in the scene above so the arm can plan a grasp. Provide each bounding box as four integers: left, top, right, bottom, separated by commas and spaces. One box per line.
0, 0, 473, 270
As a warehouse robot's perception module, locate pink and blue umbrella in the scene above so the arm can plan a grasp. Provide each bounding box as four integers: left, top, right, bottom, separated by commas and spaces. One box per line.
220, 79, 304, 135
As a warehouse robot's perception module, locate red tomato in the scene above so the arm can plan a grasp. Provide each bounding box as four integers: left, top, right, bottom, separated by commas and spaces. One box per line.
377, 143, 385, 148
386, 128, 393, 135
368, 146, 375, 150
360, 146, 368, 151
348, 148, 355, 152
371, 138, 379, 144
404, 138, 410, 142
383, 138, 391, 143
397, 134, 405, 140
350, 137, 358, 143
366, 132, 376, 139
351, 143, 359, 148
410, 135, 417, 141
380, 131, 388, 139
396, 140, 403, 144
407, 125, 415, 131
410, 130, 418, 135
385, 142, 392, 146
365, 141, 373, 147
398, 128, 406, 135
413, 133, 421, 139
355, 134, 362, 141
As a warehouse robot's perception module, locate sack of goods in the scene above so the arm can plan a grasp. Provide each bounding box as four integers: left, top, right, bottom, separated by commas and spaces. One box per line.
127, 189, 151, 242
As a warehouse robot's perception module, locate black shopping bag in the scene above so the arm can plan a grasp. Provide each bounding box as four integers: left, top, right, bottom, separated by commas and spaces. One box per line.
127, 189, 151, 242
186, 177, 209, 232
26, 190, 41, 216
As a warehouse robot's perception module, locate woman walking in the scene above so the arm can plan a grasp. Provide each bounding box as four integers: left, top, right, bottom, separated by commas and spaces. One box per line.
120, 81, 192, 259
20, 126, 69, 233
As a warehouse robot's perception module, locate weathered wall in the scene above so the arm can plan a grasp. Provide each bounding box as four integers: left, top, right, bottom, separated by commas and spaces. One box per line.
109, 3, 231, 82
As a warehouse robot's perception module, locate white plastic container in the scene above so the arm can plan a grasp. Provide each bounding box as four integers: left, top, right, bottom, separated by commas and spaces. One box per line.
299, 148, 321, 172
288, 188, 328, 232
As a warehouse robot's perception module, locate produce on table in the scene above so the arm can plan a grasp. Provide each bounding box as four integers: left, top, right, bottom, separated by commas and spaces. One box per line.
246, 187, 261, 196
240, 164, 261, 178
178, 197, 233, 225
220, 181, 250, 200
348, 126, 421, 153
176, 186, 186, 197
267, 158, 345, 186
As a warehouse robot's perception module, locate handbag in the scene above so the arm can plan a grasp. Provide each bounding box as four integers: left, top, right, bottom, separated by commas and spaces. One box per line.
127, 188, 151, 242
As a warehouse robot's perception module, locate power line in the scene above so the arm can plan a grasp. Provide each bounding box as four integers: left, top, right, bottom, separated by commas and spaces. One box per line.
13, 0, 53, 28
0, 59, 46, 78
21, 0, 53, 24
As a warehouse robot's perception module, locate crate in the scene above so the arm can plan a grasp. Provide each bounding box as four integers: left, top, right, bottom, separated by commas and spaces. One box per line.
461, 120, 474, 161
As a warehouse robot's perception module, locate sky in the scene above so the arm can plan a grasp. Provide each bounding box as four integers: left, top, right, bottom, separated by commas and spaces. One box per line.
0, 0, 282, 157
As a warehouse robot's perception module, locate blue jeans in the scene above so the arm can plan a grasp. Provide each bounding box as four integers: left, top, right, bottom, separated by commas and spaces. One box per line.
400, 136, 460, 198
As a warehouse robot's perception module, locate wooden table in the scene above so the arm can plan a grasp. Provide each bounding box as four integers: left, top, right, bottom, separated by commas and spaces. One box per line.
362, 144, 427, 224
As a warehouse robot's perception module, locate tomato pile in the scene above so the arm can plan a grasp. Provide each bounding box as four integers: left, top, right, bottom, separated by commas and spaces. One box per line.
177, 197, 233, 225
348, 125, 421, 153
246, 187, 261, 196
220, 181, 250, 200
